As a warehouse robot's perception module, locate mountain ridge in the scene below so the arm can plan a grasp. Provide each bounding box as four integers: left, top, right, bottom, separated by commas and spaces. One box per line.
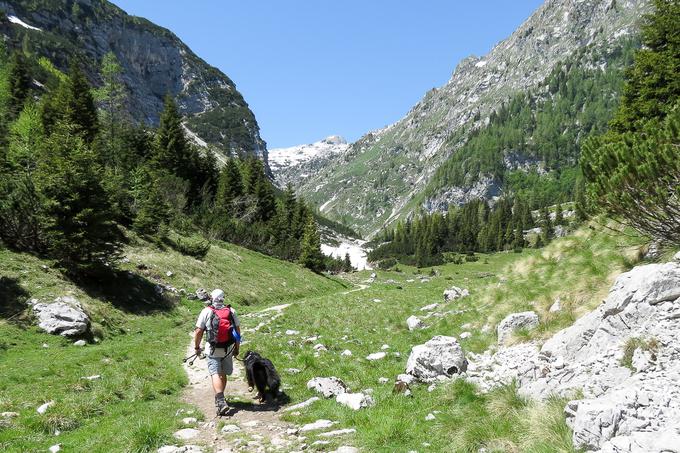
284, 0, 650, 237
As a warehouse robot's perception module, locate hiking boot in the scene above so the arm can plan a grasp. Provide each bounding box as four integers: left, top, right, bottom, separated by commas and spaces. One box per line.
216, 399, 229, 416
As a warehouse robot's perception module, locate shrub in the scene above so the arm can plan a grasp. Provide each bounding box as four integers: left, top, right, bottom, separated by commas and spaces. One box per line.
171, 236, 211, 259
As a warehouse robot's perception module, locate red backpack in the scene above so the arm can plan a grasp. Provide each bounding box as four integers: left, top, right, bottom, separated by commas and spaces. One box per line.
206, 305, 236, 348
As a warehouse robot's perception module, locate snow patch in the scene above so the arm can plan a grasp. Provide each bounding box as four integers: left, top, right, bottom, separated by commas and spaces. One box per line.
269, 136, 349, 174
475, 60, 488, 68
321, 240, 372, 270
8, 15, 41, 31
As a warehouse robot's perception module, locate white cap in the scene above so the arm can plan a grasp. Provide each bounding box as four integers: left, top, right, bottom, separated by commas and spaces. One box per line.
210, 289, 225, 303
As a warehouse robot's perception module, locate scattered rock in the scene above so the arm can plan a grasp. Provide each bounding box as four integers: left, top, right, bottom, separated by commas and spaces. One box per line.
549, 298, 562, 313
336, 392, 374, 410
459, 332, 471, 339
496, 311, 539, 344
381, 344, 390, 350
318, 428, 357, 438
420, 303, 438, 312
31, 297, 90, 337
48, 445, 60, 453
166, 271, 173, 277
37, 401, 54, 414
221, 424, 241, 433
181, 417, 197, 425
425, 413, 436, 421
313, 344, 328, 352
378, 377, 389, 384
73, 340, 87, 347
1, 412, 19, 418
158, 447, 204, 453
300, 419, 335, 432
443, 286, 469, 302
194, 288, 210, 301
242, 420, 259, 427
285, 330, 300, 335
307, 377, 348, 398
406, 336, 467, 382
282, 397, 319, 412
173, 428, 200, 440
407, 316, 424, 331
366, 352, 386, 361
372, 299, 382, 303
286, 368, 301, 374
81, 375, 101, 381
341, 349, 353, 357
331, 447, 359, 453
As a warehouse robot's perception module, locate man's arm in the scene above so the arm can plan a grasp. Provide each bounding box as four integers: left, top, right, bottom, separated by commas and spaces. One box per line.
193, 328, 204, 354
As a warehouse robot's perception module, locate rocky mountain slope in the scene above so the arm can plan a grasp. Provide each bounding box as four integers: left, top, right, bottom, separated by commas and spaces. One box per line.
287, 0, 649, 236
0, 0, 268, 166
270, 135, 349, 186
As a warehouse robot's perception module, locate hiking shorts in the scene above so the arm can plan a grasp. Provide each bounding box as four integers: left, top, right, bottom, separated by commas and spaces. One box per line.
207, 354, 233, 376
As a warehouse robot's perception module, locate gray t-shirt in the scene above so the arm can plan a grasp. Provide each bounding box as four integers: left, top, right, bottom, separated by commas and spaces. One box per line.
195, 305, 241, 357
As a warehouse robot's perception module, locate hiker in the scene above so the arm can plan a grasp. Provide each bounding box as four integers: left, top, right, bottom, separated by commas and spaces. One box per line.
194, 289, 242, 416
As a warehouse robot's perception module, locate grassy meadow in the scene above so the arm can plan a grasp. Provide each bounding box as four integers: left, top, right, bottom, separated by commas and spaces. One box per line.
0, 222, 646, 452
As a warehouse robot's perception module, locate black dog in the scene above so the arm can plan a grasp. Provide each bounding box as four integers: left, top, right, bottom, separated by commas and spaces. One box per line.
243, 351, 281, 403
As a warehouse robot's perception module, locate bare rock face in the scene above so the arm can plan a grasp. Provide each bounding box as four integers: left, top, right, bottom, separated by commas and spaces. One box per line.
30, 297, 90, 337
466, 261, 680, 452
496, 311, 539, 344
406, 335, 467, 382
307, 377, 348, 398
0, 0, 268, 167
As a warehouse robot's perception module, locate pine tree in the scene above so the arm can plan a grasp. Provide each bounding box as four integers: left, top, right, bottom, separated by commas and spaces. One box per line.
7, 101, 43, 173
299, 214, 325, 273
555, 203, 565, 226
574, 179, 588, 221
153, 95, 190, 177
254, 174, 276, 222
35, 123, 119, 269
540, 207, 554, 244
7, 50, 30, 119
41, 62, 99, 143
343, 252, 353, 272
215, 158, 244, 217
94, 52, 127, 167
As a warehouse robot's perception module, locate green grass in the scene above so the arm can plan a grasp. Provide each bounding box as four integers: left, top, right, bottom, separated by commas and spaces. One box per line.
0, 222, 644, 452
241, 222, 643, 452
620, 337, 659, 370
0, 236, 345, 452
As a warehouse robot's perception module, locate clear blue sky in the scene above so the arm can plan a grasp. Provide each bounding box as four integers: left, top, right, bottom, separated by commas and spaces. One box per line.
110, 0, 544, 149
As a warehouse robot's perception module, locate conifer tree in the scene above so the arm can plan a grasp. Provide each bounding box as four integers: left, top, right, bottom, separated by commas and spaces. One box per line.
343, 253, 353, 272
7, 50, 30, 119
540, 206, 554, 244
299, 214, 325, 273
35, 122, 118, 269
555, 203, 565, 226
8, 101, 43, 172
153, 95, 190, 177
94, 52, 127, 167
215, 158, 244, 217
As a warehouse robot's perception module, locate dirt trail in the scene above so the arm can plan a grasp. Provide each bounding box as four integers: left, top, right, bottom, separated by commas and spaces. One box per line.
177, 304, 302, 453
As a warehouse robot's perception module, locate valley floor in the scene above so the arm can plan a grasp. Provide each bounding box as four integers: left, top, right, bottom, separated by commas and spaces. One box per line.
0, 224, 651, 452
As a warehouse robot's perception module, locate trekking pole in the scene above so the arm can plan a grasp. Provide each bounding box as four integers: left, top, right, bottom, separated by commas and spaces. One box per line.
188, 352, 204, 366
182, 353, 197, 363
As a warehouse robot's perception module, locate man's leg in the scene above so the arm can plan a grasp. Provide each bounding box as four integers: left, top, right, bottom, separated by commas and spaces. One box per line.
208, 358, 230, 415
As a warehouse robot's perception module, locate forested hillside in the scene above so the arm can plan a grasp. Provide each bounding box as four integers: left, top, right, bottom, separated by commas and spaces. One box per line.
0, 0, 268, 164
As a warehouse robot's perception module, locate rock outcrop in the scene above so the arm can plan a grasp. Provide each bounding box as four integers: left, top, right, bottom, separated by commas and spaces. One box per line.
30, 297, 90, 337
466, 260, 680, 452
406, 335, 467, 382
496, 311, 539, 344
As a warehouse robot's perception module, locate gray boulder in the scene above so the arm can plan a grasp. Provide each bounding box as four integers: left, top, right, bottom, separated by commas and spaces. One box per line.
307, 377, 348, 398
406, 335, 467, 382
407, 315, 424, 331
443, 286, 469, 302
31, 297, 90, 337
496, 311, 539, 344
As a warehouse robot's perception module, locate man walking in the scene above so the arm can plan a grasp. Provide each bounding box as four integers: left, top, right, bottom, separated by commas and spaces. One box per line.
194, 289, 241, 416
